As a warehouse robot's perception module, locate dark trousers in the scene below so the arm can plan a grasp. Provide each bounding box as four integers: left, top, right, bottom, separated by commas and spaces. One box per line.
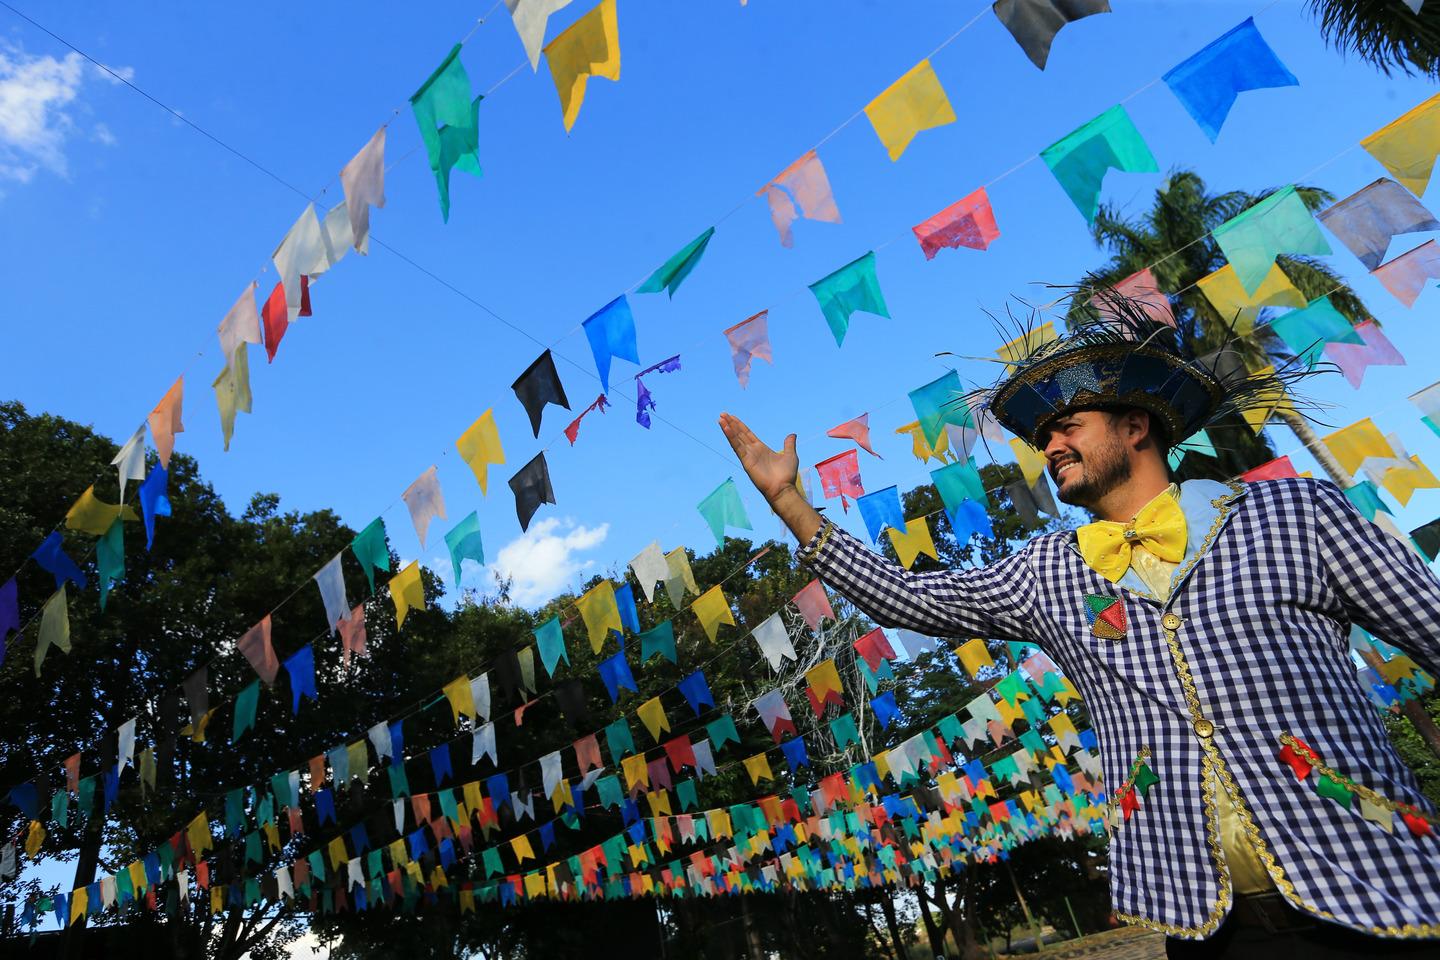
1165, 894, 1440, 959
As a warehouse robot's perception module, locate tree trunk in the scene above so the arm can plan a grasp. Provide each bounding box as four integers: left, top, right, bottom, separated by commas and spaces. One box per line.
740, 895, 765, 960
1281, 408, 1440, 760
879, 894, 907, 960
915, 885, 948, 958
59, 816, 105, 960
1004, 860, 1043, 953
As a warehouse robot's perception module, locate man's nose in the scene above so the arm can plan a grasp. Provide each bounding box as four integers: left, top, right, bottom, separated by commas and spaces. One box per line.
1043, 436, 1069, 463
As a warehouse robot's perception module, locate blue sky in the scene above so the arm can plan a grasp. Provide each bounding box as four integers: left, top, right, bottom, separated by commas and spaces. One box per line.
4, 0, 1440, 614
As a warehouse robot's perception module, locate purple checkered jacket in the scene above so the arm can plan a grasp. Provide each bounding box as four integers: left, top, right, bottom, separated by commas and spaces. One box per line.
799, 477, 1440, 940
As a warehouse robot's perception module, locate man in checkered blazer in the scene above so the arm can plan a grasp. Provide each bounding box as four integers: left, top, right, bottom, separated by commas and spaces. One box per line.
719, 305, 1440, 958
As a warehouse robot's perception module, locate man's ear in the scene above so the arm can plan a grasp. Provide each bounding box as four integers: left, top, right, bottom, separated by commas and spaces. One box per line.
1127, 409, 1153, 449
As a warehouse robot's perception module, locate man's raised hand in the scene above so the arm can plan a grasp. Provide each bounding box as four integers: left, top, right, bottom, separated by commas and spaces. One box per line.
718, 412, 799, 505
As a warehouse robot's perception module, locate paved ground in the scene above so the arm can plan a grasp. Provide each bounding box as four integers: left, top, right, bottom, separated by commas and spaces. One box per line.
1015, 927, 1167, 959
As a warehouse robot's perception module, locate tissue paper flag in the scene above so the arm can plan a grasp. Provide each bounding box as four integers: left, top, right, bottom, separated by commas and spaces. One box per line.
340, 126, 386, 252
543, 0, 620, 131
826, 413, 880, 457
390, 562, 426, 629
815, 450, 864, 509
758, 151, 842, 247
1162, 18, 1297, 142
724, 311, 773, 389
444, 512, 485, 585
1372, 240, 1440, 307
696, 478, 752, 547
691, 585, 735, 642
1360, 92, 1440, 197
509, 453, 556, 532
512, 351, 571, 437
1212, 185, 1331, 295
1196, 263, 1305, 332
887, 517, 937, 569
1267, 297, 1364, 366
455, 410, 505, 494
634, 355, 681, 429
564, 394, 610, 445
401, 466, 447, 549
1317, 179, 1440, 270
808, 251, 889, 347
751, 612, 795, 670
862, 59, 956, 161
638, 228, 714, 298
581, 296, 639, 393
1089, 267, 1174, 328
909, 370, 971, 446
410, 44, 482, 221
212, 346, 252, 451
1041, 105, 1157, 223
993, 0, 1110, 70
912, 187, 999, 259
506, 0, 573, 70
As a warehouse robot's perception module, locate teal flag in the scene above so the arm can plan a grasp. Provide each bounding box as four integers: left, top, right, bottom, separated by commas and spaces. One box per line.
1041, 104, 1158, 223
534, 616, 569, 676
638, 620, 677, 664
696, 478, 752, 547
351, 517, 390, 593
233, 681, 259, 743
96, 518, 125, 612
908, 369, 971, 446
705, 714, 740, 751
1267, 297, 1364, 366
930, 460, 988, 511
829, 712, 860, 750
443, 511, 485, 586
637, 227, 715, 298
1213, 185, 1331, 294
808, 251, 890, 347
410, 44, 483, 222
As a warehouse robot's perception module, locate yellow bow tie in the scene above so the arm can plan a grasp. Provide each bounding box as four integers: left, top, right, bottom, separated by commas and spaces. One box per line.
1077, 493, 1188, 584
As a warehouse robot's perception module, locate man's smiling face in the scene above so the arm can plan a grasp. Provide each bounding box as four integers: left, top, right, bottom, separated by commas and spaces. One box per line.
1038, 409, 1135, 509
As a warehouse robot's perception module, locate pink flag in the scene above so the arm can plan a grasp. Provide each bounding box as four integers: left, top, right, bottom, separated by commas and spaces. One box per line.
853, 627, 896, 671
237, 616, 278, 685
1241, 456, 1299, 482
814, 450, 864, 510
1373, 240, 1440, 307
791, 580, 835, 632
723, 311, 773, 388
338, 603, 367, 668
758, 151, 842, 247
1090, 267, 1175, 328
911, 187, 999, 260
1323, 321, 1405, 388
826, 413, 881, 458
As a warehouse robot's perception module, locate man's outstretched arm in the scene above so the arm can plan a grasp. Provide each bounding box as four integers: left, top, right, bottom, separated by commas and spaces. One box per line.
718, 413, 1038, 642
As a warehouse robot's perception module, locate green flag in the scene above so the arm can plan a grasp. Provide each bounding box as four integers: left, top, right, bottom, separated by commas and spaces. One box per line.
637, 227, 715, 298
410, 44, 484, 222
1041, 104, 1158, 224
808, 251, 890, 347
350, 517, 390, 593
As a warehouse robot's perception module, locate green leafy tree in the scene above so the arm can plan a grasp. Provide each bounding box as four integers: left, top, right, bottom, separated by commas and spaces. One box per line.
1307, 0, 1440, 78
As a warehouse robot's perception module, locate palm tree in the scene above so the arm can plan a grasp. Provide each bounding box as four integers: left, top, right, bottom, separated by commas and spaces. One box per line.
1068, 169, 1369, 486
1308, 0, 1440, 78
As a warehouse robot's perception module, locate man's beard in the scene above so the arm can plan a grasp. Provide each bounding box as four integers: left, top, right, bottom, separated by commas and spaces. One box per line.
1056, 436, 1132, 508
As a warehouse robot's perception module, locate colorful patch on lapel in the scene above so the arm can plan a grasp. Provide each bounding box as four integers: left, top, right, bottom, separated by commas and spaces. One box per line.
1084, 594, 1126, 640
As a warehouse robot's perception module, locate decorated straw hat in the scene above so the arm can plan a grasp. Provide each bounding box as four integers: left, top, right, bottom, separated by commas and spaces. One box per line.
983, 288, 1314, 449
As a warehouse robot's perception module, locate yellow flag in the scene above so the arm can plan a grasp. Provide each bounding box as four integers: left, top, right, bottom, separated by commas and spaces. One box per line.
262, 822, 281, 851
664, 547, 700, 596
1380, 457, 1440, 506
511, 834, 535, 865
24, 820, 44, 857
64, 486, 136, 536
129, 861, 148, 894
576, 580, 622, 653
996, 322, 1058, 370
1008, 439, 1049, 487
646, 789, 672, 818
995, 697, 1024, 727
887, 516, 938, 569
1240, 365, 1295, 434
390, 561, 425, 628
543, 0, 620, 132
442, 675, 476, 723
863, 59, 956, 162
328, 836, 348, 869
69, 885, 87, 925
691, 584, 735, 641
955, 638, 993, 678
524, 870, 546, 897
895, 420, 951, 464
213, 345, 252, 452
805, 659, 843, 703
1322, 418, 1394, 475
637, 695, 670, 743
708, 809, 732, 839
187, 813, 213, 857
1196, 263, 1305, 333
743, 752, 773, 786
455, 409, 505, 494
1361, 93, 1440, 197
621, 753, 650, 792
389, 838, 409, 866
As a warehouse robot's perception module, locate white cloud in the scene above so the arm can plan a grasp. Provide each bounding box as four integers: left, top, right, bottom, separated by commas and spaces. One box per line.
487, 517, 609, 607
0, 42, 130, 184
